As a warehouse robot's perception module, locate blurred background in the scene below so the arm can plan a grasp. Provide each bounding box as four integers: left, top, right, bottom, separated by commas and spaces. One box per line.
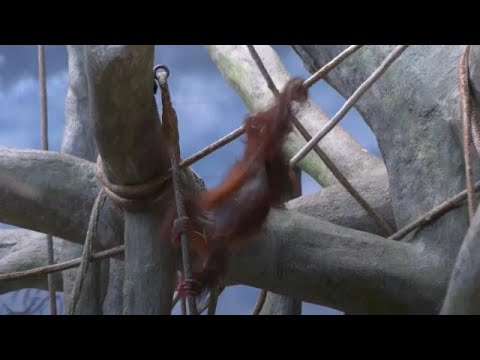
0, 45, 379, 315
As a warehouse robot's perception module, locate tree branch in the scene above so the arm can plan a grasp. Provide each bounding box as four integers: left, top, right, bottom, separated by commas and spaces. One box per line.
0, 147, 124, 250
0, 230, 63, 295
288, 169, 395, 235
441, 207, 480, 314
85, 45, 175, 315
204, 45, 386, 187
0, 192, 449, 314
227, 208, 447, 314
0, 148, 124, 247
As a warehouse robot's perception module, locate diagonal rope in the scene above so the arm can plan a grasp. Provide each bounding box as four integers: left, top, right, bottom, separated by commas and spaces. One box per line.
68, 189, 106, 315
303, 45, 364, 89
37, 44, 57, 315
458, 45, 477, 222
290, 45, 409, 168
247, 45, 394, 235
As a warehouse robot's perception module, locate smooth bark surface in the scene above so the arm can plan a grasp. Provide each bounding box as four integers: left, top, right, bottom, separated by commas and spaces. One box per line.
0, 230, 63, 294
441, 207, 480, 314
60, 45, 104, 315
259, 292, 302, 315
288, 169, 394, 235
227, 208, 446, 314
0, 205, 447, 314
0, 149, 106, 244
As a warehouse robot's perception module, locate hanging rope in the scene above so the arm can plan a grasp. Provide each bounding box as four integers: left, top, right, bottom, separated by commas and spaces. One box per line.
155, 64, 198, 316
37, 44, 57, 315
458, 45, 477, 222
68, 189, 106, 315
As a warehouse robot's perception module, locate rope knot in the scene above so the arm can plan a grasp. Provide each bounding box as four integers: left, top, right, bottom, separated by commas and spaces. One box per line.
95, 155, 172, 212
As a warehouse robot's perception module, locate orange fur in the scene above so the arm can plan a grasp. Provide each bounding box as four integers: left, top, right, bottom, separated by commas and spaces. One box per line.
163, 78, 308, 297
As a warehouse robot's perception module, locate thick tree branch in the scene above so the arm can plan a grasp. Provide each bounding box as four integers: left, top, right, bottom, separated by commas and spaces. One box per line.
0, 158, 399, 311
441, 207, 480, 314
0, 230, 63, 295
227, 208, 447, 314
0, 189, 450, 314
85, 45, 175, 315
204, 45, 386, 187
0, 148, 123, 247
288, 169, 395, 235
0, 207, 447, 314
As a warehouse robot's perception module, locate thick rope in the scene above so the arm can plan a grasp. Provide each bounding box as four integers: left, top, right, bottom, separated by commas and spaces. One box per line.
96, 155, 171, 212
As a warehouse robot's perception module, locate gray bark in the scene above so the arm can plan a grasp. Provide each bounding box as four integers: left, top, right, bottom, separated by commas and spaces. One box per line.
85, 45, 175, 314
0, 149, 109, 244
260, 167, 303, 315
59, 45, 104, 315
0, 160, 437, 314
227, 208, 445, 314
441, 207, 480, 314
0, 204, 443, 314
288, 169, 394, 235
292, 45, 471, 295
0, 230, 63, 294
0, 164, 395, 311
259, 291, 302, 315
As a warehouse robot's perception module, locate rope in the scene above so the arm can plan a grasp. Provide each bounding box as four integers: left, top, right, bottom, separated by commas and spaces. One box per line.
96, 155, 172, 212
68, 188, 106, 315
37, 44, 57, 315
303, 45, 364, 89
0, 245, 124, 282
290, 45, 409, 168
155, 64, 198, 316
459, 45, 477, 222
389, 179, 480, 240
247, 45, 394, 236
